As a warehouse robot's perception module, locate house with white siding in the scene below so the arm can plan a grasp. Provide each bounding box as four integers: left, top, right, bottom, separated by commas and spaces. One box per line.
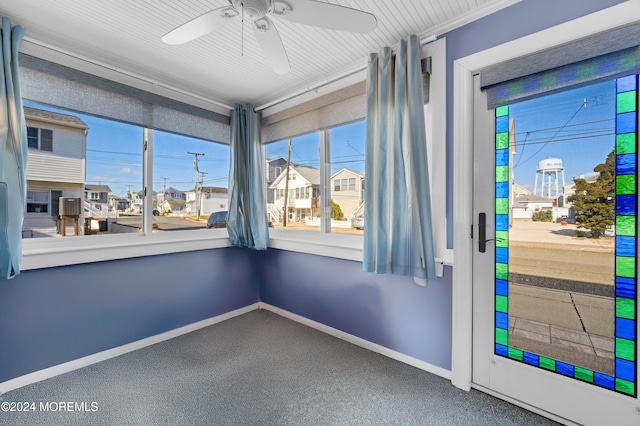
22, 107, 88, 238
270, 165, 320, 223
330, 168, 364, 220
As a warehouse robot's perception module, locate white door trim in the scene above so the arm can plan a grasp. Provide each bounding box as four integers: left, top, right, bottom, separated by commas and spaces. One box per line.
451, 0, 640, 391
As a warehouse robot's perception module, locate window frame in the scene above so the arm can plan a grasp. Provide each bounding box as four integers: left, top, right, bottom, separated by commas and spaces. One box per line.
26, 126, 53, 152
21, 38, 449, 274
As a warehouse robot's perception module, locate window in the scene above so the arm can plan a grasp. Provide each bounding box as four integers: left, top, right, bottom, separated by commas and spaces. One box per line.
26, 126, 53, 152
265, 132, 321, 232
26, 190, 49, 214
153, 130, 230, 230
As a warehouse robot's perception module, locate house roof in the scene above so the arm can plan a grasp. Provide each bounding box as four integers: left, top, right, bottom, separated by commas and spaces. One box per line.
186, 186, 228, 194
270, 164, 320, 188
514, 194, 554, 206
24, 106, 88, 129
85, 184, 112, 193
330, 168, 365, 179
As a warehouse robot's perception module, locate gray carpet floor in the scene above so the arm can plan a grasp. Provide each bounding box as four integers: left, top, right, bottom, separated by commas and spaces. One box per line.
0, 309, 559, 425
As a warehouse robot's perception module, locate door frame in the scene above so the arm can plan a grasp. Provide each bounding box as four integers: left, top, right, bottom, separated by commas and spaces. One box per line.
452, 0, 640, 397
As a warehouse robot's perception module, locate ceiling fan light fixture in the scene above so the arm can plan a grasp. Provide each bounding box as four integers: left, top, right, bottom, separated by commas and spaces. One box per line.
231, 0, 271, 21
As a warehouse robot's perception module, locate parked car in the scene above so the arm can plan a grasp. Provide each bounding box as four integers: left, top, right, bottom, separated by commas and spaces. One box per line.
352, 214, 364, 230
207, 210, 228, 229
152, 209, 160, 216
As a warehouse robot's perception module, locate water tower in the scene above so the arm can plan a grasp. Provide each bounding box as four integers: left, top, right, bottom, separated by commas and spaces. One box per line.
534, 158, 565, 198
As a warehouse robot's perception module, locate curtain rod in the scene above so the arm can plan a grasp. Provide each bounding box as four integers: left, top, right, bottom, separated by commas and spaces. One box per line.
22, 36, 235, 111
255, 34, 437, 112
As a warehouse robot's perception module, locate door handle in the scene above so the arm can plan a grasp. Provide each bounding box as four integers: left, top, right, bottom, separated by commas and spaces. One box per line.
478, 212, 495, 253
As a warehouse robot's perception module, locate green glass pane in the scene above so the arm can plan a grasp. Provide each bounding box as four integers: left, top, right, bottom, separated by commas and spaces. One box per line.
574, 367, 594, 383
616, 256, 636, 278
496, 295, 508, 313
616, 297, 636, 320
615, 378, 635, 396
496, 105, 509, 117
509, 82, 524, 97
496, 262, 508, 280
616, 216, 636, 236
617, 133, 637, 154
496, 133, 509, 150
496, 328, 508, 346
617, 91, 637, 114
495, 199, 509, 215
495, 166, 509, 183
616, 175, 636, 195
508, 347, 523, 361
495, 231, 509, 248
539, 356, 555, 371
616, 337, 636, 361
576, 64, 596, 80
541, 75, 557, 90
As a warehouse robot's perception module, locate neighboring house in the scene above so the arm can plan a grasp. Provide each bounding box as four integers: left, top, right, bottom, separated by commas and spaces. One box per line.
22, 106, 88, 238
265, 157, 288, 203
270, 165, 320, 223
84, 184, 111, 217
157, 186, 186, 213
185, 186, 228, 216
512, 194, 554, 220
330, 168, 365, 219
109, 196, 130, 212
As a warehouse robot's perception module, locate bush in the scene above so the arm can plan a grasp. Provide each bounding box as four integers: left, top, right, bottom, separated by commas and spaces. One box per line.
532, 210, 552, 222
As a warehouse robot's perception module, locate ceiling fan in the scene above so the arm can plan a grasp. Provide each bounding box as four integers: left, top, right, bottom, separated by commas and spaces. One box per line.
162, 0, 377, 75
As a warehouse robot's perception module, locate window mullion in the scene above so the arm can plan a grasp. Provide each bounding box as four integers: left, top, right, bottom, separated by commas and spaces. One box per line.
143, 128, 153, 234
320, 129, 331, 233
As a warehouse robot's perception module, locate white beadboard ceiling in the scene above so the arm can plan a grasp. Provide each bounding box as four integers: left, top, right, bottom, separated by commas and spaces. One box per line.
0, 0, 517, 109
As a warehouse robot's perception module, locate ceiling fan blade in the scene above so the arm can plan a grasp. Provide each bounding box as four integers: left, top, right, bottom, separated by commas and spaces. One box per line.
162, 7, 237, 45
253, 17, 290, 75
273, 0, 377, 33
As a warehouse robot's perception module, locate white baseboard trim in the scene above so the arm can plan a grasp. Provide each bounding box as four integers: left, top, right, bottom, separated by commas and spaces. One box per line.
258, 302, 452, 380
0, 303, 259, 395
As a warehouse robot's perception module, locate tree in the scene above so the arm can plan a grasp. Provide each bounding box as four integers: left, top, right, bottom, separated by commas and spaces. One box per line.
330, 199, 344, 220
567, 150, 615, 239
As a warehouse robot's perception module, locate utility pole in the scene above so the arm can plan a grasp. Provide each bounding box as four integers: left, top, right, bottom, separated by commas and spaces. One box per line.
189, 152, 205, 220
199, 171, 208, 217
283, 139, 292, 227
160, 177, 169, 214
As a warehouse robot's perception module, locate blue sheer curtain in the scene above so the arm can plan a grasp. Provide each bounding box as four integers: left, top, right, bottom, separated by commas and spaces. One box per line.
0, 17, 27, 280
227, 103, 269, 250
363, 35, 436, 282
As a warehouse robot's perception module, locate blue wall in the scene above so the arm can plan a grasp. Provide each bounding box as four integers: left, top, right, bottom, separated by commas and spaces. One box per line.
260, 249, 453, 370
0, 248, 260, 382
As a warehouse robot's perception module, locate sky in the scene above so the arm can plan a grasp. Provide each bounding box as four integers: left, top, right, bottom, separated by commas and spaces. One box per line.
26, 103, 366, 199
508, 79, 616, 193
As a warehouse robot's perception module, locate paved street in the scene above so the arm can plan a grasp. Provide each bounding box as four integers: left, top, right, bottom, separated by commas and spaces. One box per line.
506, 220, 615, 374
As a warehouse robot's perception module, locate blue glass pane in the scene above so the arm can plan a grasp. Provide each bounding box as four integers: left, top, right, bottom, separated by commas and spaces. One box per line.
616, 359, 635, 382
616, 277, 636, 298
595, 372, 615, 389
558, 69, 577, 84
618, 75, 638, 93
617, 195, 637, 215
597, 58, 618, 75
617, 153, 636, 176
496, 116, 509, 133
616, 318, 636, 340
496, 148, 509, 166
617, 112, 637, 134
496, 215, 509, 231
496, 247, 509, 264
496, 279, 508, 296
523, 79, 541, 93
495, 344, 508, 357
556, 361, 574, 377
523, 352, 539, 366
496, 312, 509, 330
616, 236, 636, 257
495, 182, 509, 198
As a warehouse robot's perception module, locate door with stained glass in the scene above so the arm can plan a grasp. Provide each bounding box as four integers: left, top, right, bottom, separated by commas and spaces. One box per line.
472, 74, 639, 424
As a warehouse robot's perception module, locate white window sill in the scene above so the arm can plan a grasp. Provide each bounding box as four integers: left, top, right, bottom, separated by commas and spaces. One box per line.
21, 229, 231, 271
21, 228, 453, 277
